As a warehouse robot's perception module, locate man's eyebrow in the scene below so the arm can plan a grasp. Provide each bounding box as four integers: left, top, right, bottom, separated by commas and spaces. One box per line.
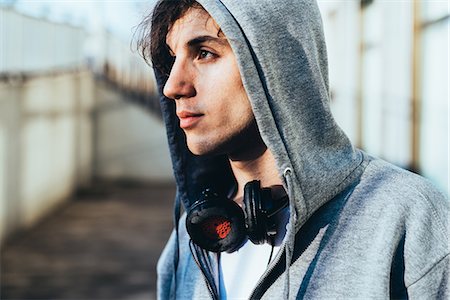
187, 35, 228, 47
166, 35, 228, 55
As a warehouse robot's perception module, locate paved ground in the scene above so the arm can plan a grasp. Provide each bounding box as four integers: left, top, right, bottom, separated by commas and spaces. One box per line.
1, 182, 176, 300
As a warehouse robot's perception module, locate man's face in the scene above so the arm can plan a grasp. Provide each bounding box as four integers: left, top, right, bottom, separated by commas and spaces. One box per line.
164, 8, 259, 157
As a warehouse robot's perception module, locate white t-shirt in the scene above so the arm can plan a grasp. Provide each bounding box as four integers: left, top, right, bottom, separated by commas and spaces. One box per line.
219, 240, 281, 299
218, 208, 289, 299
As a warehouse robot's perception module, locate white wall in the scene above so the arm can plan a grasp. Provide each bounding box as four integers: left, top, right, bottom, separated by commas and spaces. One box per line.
419, 11, 449, 194
319, 1, 360, 144
0, 71, 95, 245
0, 8, 86, 73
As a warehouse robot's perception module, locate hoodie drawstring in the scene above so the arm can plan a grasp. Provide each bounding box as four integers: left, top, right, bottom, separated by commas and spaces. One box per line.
283, 167, 298, 299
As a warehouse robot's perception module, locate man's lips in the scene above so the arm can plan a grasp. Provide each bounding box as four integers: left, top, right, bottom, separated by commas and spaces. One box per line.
176, 111, 204, 129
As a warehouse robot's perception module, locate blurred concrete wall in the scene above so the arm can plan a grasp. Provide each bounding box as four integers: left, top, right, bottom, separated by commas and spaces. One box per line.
0, 7, 172, 246
0, 71, 95, 245
1, 8, 86, 73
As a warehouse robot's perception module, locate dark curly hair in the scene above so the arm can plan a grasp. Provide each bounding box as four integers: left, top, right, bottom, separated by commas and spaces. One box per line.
135, 0, 204, 76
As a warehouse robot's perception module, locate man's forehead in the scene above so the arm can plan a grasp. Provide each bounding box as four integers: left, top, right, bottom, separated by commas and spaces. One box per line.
166, 8, 224, 50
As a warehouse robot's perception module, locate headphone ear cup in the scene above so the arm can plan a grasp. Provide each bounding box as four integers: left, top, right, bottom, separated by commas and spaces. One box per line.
186, 190, 247, 253
243, 181, 267, 244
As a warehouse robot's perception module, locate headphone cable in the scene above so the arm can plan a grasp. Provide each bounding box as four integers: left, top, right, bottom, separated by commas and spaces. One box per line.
267, 237, 275, 266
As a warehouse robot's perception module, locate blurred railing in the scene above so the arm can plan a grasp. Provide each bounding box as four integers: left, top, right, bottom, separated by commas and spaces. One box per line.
93, 31, 161, 118
1, 6, 160, 116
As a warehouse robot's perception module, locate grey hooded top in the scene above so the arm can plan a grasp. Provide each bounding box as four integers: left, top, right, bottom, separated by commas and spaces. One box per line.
154, 0, 449, 299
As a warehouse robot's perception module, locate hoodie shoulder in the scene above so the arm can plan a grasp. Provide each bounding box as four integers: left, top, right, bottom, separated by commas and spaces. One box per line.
361, 157, 448, 215
360, 157, 449, 286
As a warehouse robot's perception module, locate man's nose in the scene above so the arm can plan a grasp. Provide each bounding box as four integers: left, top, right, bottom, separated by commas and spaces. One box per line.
163, 59, 196, 100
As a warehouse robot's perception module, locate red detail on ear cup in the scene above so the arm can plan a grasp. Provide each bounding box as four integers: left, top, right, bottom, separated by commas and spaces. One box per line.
201, 216, 231, 239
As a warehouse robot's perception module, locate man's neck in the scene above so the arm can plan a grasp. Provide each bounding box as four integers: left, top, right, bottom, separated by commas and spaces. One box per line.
229, 148, 282, 204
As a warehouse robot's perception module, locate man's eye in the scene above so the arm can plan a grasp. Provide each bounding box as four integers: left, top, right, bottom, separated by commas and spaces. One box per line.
198, 50, 215, 60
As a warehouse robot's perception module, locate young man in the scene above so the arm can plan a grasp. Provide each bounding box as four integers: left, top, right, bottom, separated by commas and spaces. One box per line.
137, 0, 449, 299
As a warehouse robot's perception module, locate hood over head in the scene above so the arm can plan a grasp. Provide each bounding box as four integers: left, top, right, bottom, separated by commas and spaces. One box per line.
154, 0, 363, 230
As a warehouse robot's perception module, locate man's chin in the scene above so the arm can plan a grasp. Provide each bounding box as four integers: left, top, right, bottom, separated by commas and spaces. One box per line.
187, 145, 218, 156
186, 141, 225, 157
188, 148, 206, 156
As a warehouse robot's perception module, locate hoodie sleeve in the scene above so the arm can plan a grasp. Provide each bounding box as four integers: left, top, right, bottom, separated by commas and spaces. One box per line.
407, 254, 449, 299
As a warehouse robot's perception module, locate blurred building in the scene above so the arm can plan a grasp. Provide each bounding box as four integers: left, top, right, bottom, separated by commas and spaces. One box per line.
319, 0, 449, 196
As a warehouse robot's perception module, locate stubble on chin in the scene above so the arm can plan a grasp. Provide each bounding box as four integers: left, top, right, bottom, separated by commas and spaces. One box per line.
185, 118, 265, 160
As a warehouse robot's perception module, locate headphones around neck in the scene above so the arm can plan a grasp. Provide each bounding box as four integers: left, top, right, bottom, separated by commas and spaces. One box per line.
186, 180, 289, 253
